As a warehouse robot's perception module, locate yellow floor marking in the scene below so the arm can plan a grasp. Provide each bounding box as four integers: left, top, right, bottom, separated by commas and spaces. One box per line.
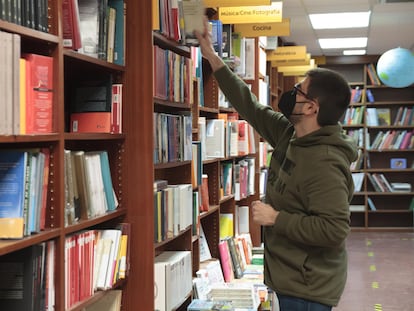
366, 240, 372, 246
374, 303, 382, 310
370, 265, 376, 272
372, 282, 379, 289
368, 251, 374, 257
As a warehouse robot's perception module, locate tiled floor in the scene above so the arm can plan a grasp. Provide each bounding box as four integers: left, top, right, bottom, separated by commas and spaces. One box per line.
333, 231, 414, 311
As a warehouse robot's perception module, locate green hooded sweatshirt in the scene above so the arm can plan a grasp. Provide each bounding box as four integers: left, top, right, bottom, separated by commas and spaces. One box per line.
214, 66, 358, 306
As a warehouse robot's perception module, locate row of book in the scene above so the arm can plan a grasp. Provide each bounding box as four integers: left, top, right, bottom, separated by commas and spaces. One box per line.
153, 45, 194, 104
153, 181, 194, 243
62, 0, 125, 64
153, 112, 192, 164
220, 158, 256, 201
369, 129, 414, 150
366, 106, 414, 127
64, 225, 130, 309
0, 241, 55, 310
367, 173, 411, 193
0, 0, 49, 32
199, 116, 257, 161
64, 149, 119, 227
0, 31, 54, 135
0, 149, 50, 238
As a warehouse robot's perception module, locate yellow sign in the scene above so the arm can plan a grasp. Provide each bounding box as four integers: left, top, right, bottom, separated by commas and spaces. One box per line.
267, 46, 307, 61
277, 59, 316, 76
205, 0, 271, 7
234, 18, 290, 37
218, 2, 282, 24
271, 53, 311, 67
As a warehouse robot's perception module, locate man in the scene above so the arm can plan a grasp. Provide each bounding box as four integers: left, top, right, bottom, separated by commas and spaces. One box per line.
196, 22, 357, 311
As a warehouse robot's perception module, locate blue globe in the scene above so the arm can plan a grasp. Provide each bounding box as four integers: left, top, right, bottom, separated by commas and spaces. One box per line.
376, 47, 414, 88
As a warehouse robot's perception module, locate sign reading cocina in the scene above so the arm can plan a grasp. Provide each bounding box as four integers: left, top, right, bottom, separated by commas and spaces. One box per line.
218, 2, 282, 24
234, 18, 289, 37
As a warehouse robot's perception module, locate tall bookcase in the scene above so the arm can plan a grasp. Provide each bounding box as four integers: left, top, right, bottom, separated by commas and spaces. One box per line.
0, 1, 156, 310
151, 20, 267, 311
321, 56, 414, 230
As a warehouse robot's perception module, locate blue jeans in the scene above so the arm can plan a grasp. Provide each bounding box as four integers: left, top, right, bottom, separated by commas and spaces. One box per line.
277, 293, 332, 311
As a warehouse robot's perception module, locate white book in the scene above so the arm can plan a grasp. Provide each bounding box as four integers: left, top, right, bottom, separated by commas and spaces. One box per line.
244, 38, 255, 80
205, 119, 225, 159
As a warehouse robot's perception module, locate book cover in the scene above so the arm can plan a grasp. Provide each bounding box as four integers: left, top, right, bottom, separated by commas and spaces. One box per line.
70, 112, 111, 133
178, 0, 205, 46
108, 0, 125, 65
23, 53, 54, 134
62, 0, 82, 50
0, 151, 28, 238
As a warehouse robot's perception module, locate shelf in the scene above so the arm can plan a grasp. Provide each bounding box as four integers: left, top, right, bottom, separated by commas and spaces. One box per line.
0, 228, 61, 256
0, 19, 59, 43
63, 209, 128, 235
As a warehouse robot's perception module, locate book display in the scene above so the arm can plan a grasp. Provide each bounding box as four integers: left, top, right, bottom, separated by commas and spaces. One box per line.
0, 0, 154, 310
322, 57, 414, 229
152, 5, 266, 310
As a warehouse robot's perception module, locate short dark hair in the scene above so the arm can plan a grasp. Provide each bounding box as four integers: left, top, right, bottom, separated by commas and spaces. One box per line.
306, 68, 351, 126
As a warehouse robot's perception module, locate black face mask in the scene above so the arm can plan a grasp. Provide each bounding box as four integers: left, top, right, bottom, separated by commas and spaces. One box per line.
278, 90, 298, 119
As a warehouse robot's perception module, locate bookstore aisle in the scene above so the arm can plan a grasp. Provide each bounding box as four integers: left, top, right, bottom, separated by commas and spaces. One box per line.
333, 231, 414, 311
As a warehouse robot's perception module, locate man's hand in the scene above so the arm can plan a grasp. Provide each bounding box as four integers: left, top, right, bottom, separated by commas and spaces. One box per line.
194, 17, 225, 72
252, 200, 279, 226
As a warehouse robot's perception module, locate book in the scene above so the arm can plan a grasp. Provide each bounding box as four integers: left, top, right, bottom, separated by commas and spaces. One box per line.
178, 0, 205, 46
0, 150, 28, 238
70, 112, 111, 133
78, 0, 108, 59
23, 53, 54, 134
376, 108, 391, 126
154, 251, 192, 311
62, 0, 82, 50
218, 239, 234, 283
108, 0, 125, 65
226, 237, 243, 279
187, 299, 234, 311
200, 174, 209, 212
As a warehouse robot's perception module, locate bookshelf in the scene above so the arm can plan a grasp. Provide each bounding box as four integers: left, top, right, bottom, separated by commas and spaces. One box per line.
321, 56, 414, 230
151, 14, 268, 309
0, 1, 156, 310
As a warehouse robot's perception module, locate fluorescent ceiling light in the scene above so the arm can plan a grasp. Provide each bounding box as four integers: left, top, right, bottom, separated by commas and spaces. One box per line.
309, 11, 371, 29
319, 37, 368, 49
343, 49, 366, 55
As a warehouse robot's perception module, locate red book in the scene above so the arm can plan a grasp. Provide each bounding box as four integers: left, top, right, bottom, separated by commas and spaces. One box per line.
23, 53, 54, 134
70, 112, 111, 133
200, 174, 209, 212
218, 240, 234, 283
62, 0, 82, 50
111, 84, 123, 133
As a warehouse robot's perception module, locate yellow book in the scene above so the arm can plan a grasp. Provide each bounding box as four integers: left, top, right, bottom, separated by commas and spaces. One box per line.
118, 234, 128, 279
19, 58, 26, 134
219, 213, 234, 239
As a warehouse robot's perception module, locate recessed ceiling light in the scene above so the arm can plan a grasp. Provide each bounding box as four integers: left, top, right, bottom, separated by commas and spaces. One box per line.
319, 37, 368, 49
309, 11, 371, 29
343, 49, 366, 55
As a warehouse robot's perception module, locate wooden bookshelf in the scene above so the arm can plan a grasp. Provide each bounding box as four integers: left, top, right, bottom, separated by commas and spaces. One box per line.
0, 0, 156, 310
321, 56, 414, 230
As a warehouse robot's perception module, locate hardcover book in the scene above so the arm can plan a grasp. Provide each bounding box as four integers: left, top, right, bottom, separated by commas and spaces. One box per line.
23, 53, 54, 134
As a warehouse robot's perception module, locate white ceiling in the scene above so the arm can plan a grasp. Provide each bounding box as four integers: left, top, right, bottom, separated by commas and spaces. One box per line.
280, 0, 414, 57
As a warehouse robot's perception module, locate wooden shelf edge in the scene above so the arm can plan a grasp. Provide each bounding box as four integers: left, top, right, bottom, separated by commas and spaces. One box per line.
0, 228, 61, 256
63, 209, 127, 235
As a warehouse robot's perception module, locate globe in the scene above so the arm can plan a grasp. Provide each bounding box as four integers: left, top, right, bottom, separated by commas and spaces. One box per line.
376, 47, 414, 88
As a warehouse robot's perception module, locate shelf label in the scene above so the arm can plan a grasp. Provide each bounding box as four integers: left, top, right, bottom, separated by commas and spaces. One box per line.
218, 2, 282, 24
267, 45, 307, 61
271, 53, 311, 67
205, 0, 271, 7
234, 18, 290, 37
